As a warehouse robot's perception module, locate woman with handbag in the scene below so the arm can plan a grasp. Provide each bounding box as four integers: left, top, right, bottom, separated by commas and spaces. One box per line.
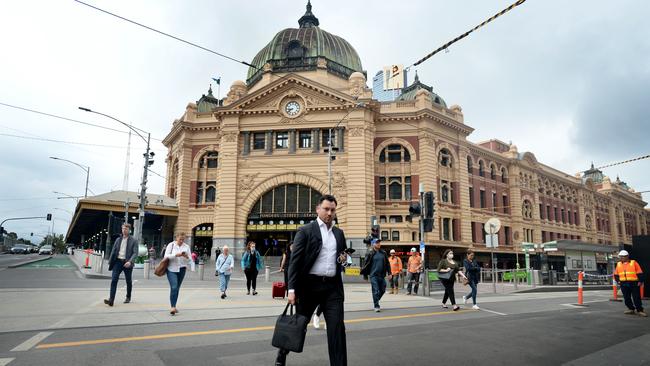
163, 232, 195, 315
437, 249, 467, 311
216, 245, 234, 299
462, 250, 481, 310
241, 241, 264, 295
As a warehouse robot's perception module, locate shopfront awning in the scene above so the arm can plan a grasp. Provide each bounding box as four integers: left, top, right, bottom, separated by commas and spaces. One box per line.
548, 240, 619, 253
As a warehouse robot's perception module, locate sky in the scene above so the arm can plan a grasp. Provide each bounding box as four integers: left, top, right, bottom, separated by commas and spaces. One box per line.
1, 0, 648, 241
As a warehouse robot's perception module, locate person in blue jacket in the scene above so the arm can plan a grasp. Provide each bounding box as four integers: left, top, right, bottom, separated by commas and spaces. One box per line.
241, 241, 264, 295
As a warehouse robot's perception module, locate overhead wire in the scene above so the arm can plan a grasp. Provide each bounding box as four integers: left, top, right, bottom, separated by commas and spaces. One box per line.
596, 154, 650, 170
73, 0, 261, 71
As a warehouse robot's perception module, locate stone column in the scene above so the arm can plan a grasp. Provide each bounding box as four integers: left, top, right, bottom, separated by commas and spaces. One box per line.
289, 129, 296, 154
312, 128, 321, 153
458, 146, 473, 246
265, 131, 273, 155
242, 131, 250, 156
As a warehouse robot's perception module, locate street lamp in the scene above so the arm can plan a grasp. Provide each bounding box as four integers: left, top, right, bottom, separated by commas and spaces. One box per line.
53, 191, 82, 202
50, 157, 90, 198
325, 102, 364, 194
78, 107, 154, 246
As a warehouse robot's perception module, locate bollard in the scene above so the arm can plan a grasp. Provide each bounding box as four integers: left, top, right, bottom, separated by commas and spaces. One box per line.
577, 271, 584, 305
84, 250, 91, 268
513, 269, 518, 290
265, 266, 270, 282
143, 259, 150, 279
198, 261, 205, 281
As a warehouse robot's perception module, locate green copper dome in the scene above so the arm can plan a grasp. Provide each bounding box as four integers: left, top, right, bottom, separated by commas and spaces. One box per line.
246, 1, 363, 86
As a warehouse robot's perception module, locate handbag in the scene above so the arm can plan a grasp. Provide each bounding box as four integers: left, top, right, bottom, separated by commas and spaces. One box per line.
271, 303, 309, 353
154, 257, 169, 277
437, 270, 453, 280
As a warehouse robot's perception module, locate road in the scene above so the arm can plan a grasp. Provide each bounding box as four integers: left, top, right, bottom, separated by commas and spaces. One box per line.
0, 253, 43, 270
0, 256, 648, 366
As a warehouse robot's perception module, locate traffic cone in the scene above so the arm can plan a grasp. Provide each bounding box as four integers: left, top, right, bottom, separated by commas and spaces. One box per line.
610, 279, 621, 302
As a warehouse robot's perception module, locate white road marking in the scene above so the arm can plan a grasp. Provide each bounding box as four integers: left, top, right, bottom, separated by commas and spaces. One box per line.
11, 332, 53, 351
479, 308, 507, 316
0, 358, 15, 366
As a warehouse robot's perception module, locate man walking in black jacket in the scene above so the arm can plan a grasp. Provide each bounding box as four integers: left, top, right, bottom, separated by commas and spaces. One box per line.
360, 238, 390, 312
276, 194, 349, 366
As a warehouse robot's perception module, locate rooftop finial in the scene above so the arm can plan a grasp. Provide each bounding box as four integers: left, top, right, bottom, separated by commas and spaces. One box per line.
414, 70, 419, 83
299, 0, 319, 28
207, 84, 214, 97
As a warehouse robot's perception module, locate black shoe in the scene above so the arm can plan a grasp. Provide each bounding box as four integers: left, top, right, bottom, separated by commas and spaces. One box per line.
247, 291, 250, 295
124, 297, 131, 304
275, 350, 287, 366
252, 291, 258, 296
104, 299, 114, 307
221, 293, 226, 299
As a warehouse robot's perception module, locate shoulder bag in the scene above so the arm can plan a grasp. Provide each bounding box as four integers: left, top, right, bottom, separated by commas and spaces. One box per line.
437, 270, 453, 280
154, 244, 171, 277
271, 304, 309, 353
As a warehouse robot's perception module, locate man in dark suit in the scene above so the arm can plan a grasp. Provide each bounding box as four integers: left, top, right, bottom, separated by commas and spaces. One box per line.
104, 223, 139, 306
276, 194, 348, 366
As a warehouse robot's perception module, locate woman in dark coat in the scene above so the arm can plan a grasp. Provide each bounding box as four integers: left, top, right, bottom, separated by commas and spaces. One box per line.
463, 250, 481, 310
437, 249, 467, 311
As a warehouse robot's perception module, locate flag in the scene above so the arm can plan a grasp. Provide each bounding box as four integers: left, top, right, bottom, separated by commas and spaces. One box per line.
212, 77, 221, 85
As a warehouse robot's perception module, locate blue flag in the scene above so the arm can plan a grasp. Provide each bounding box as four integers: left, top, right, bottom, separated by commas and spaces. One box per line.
212, 77, 221, 85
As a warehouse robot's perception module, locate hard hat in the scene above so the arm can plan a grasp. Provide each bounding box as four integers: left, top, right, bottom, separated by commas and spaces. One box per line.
390, 249, 396, 254
410, 247, 417, 252
618, 250, 629, 257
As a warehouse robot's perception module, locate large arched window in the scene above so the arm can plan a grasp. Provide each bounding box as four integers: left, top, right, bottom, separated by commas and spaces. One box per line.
467, 156, 473, 174
197, 181, 217, 204
249, 184, 322, 217
439, 148, 452, 168
478, 160, 485, 177
501, 167, 507, 183
490, 164, 496, 180
378, 144, 411, 163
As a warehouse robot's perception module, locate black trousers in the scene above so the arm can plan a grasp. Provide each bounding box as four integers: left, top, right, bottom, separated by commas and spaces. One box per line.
620, 282, 644, 312
441, 279, 456, 305
281, 276, 347, 366
244, 269, 258, 291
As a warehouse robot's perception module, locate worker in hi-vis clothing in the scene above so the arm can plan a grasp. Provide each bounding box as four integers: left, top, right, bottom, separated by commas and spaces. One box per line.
614, 250, 646, 317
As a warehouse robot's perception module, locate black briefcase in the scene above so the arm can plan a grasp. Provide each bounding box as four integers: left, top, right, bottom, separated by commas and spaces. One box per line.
271, 304, 309, 353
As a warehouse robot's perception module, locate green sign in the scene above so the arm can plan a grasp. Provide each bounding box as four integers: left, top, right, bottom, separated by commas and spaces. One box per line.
428, 271, 439, 281
502, 271, 528, 281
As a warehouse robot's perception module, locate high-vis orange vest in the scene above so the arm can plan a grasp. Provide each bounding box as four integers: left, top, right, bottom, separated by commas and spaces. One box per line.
615, 260, 643, 282
389, 256, 403, 275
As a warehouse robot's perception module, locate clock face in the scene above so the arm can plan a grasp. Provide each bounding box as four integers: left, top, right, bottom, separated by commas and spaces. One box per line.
285, 101, 301, 116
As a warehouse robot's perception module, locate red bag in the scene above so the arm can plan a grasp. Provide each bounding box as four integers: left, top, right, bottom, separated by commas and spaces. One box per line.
272, 281, 286, 299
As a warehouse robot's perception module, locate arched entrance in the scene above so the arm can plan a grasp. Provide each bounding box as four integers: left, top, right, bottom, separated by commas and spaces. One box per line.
192, 224, 213, 259
247, 183, 322, 256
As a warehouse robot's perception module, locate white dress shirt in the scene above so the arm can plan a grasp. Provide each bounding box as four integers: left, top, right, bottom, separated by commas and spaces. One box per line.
309, 217, 338, 277
117, 237, 128, 260
164, 242, 195, 273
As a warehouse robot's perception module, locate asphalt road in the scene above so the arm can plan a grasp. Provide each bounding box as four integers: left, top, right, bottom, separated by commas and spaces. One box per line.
0, 258, 648, 366
0, 253, 44, 270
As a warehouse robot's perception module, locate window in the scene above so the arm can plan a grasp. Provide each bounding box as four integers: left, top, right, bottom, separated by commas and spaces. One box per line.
406, 215, 413, 223
389, 215, 403, 223
287, 40, 304, 59
478, 160, 485, 177
205, 182, 216, 203
503, 195, 509, 214
253, 133, 265, 150
441, 181, 450, 203
379, 144, 410, 163
412, 232, 416, 241
299, 131, 311, 148
381, 231, 389, 241
492, 192, 497, 212
561, 208, 566, 223
547, 205, 551, 220
539, 204, 544, 219
439, 148, 452, 167
554, 207, 559, 222
504, 226, 511, 245
392, 231, 400, 241
522, 200, 533, 219
480, 189, 486, 208
389, 177, 402, 200
322, 130, 336, 148
275, 131, 289, 149
467, 156, 473, 174
379, 177, 386, 200
501, 167, 507, 183
443, 218, 451, 241
490, 164, 496, 180
469, 187, 474, 207
405, 176, 412, 200
471, 222, 477, 243
196, 182, 204, 204
199, 151, 218, 168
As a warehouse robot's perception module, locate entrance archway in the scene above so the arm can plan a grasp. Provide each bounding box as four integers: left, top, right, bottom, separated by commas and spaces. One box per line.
192, 223, 213, 260
246, 183, 322, 256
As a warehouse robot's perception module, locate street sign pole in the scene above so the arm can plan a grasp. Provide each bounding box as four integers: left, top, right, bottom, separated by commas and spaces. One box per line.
490, 227, 496, 294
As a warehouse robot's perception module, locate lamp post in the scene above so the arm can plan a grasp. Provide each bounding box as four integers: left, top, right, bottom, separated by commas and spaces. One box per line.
78, 107, 153, 245
53, 191, 83, 203
326, 102, 364, 194
50, 157, 90, 198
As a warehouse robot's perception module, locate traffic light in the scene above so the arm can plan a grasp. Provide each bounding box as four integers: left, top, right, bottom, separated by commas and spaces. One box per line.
0, 226, 5, 235
371, 225, 380, 239
423, 218, 434, 232
424, 191, 435, 218
46, 213, 52, 221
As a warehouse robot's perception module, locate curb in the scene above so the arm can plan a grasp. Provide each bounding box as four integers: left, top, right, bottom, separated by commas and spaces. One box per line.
70, 255, 112, 280
7, 256, 53, 268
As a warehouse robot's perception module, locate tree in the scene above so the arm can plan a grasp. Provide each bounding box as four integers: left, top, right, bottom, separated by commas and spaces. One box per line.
8, 232, 18, 240
40, 234, 66, 253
